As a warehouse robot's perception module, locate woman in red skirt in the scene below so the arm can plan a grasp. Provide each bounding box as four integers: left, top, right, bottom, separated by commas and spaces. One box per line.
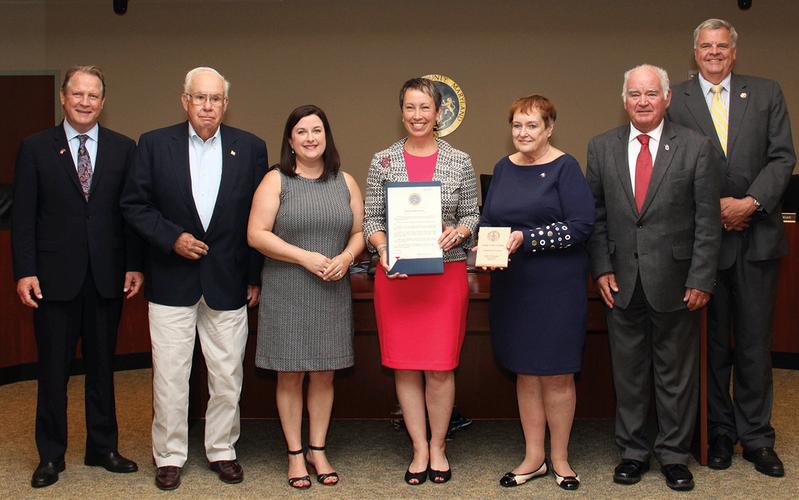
363, 77, 480, 485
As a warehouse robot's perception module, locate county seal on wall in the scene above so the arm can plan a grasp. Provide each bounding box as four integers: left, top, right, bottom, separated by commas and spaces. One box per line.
422, 74, 466, 137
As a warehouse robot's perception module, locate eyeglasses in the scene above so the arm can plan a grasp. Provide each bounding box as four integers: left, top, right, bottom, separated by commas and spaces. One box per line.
185, 93, 227, 107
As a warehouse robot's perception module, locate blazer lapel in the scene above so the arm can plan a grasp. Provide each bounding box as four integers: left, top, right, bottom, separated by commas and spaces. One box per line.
639, 122, 677, 215
389, 139, 410, 182
612, 126, 637, 216
680, 78, 725, 158
88, 126, 108, 200
726, 74, 749, 157
52, 125, 85, 199
431, 138, 452, 184
170, 123, 205, 233
205, 124, 238, 235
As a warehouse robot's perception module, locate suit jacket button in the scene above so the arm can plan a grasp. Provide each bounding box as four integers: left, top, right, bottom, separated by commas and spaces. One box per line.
634, 252, 638, 258
636, 223, 643, 228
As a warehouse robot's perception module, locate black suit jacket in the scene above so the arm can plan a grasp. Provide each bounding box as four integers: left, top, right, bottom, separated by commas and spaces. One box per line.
668, 74, 796, 268
121, 122, 267, 310
12, 124, 142, 300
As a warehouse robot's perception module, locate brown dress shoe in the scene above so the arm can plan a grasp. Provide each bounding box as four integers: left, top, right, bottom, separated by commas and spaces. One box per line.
209, 460, 244, 484
155, 466, 181, 490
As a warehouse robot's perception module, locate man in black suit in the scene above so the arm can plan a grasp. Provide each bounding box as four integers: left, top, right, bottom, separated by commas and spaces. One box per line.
121, 67, 266, 490
12, 65, 142, 488
668, 18, 796, 477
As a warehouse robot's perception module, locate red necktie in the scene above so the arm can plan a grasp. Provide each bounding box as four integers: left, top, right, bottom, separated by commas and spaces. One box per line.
634, 134, 652, 212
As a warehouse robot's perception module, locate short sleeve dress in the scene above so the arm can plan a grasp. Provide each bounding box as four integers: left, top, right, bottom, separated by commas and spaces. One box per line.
480, 154, 595, 375
255, 171, 355, 371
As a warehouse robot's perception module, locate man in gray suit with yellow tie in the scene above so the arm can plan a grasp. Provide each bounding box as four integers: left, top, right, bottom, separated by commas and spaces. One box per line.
587, 64, 721, 491
668, 18, 795, 477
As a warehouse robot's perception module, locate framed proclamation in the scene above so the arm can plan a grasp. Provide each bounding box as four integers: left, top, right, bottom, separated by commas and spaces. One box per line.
385, 181, 444, 275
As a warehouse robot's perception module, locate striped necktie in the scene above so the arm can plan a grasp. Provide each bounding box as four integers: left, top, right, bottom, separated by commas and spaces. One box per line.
709, 84, 728, 156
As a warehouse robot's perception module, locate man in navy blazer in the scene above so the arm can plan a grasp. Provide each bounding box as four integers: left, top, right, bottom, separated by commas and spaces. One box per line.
121, 67, 266, 490
12, 65, 143, 488
668, 18, 795, 477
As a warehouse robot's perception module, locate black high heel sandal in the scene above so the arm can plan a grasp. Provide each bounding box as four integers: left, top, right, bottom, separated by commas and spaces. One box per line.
287, 449, 311, 489
305, 444, 339, 486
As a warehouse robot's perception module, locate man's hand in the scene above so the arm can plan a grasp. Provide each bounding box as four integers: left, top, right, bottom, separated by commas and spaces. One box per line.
123, 272, 144, 299
720, 196, 756, 230
16, 276, 42, 308
247, 285, 260, 307
683, 288, 711, 311
596, 272, 618, 309
173, 232, 209, 260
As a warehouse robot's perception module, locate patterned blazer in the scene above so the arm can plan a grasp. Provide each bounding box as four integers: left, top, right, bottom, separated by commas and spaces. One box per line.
364, 138, 480, 262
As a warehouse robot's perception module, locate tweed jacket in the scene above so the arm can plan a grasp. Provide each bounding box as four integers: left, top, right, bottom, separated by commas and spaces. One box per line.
364, 138, 480, 262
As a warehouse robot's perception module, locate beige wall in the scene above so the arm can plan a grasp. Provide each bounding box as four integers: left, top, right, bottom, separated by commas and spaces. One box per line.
2, 0, 797, 190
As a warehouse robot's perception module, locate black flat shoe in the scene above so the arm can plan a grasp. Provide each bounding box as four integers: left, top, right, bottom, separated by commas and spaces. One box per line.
428, 467, 451, 484
708, 435, 734, 470
305, 444, 339, 486
661, 463, 694, 491
31, 460, 65, 488
404, 467, 428, 485
613, 459, 649, 485
499, 461, 548, 487
552, 466, 580, 490
743, 447, 784, 477
287, 449, 311, 489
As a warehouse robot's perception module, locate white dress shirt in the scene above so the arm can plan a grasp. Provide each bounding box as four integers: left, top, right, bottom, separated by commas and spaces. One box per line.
188, 123, 223, 231
63, 120, 98, 172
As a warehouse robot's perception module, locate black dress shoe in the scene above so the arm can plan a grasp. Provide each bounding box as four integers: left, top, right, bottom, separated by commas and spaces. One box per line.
661, 463, 694, 491
743, 447, 784, 477
85, 450, 138, 473
31, 460, 65, 488
708, 435, 734, 470
613, 459, 649, 485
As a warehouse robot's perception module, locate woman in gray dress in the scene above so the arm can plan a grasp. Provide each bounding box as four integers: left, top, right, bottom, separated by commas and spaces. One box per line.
247, 105, 364, 489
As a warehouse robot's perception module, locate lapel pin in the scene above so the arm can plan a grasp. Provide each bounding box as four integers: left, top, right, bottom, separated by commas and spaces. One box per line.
664, 144, 670, 151
59, 148, 66, 155
539, 172, 546, 178
230, 150, 236, 156
740, 92, 747, 99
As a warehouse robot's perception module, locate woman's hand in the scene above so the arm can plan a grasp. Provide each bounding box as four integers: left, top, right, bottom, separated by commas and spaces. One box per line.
301, 251, 333, 280
507, 230, 523, 254
378, 245, 407, 279
321, 253, 351, 281
438, 225, 468, 252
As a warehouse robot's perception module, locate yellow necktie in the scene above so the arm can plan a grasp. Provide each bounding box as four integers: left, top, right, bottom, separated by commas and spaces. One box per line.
710, 84, 728, 155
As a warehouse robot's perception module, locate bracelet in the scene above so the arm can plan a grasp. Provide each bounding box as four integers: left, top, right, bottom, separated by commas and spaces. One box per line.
376, 244, 387, 255
343, 249, 355, 265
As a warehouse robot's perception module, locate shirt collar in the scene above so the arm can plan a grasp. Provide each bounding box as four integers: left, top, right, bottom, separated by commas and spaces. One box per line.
63, 120, 99, 143
628, 119, 664, 144
188, 122, 221, 144
697, 72, 732, 96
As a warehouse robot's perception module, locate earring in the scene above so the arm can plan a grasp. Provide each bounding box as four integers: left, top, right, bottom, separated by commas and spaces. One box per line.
291, 149, 295, 155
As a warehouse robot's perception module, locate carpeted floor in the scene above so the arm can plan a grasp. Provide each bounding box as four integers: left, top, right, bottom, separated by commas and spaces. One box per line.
0, 368, 797, 498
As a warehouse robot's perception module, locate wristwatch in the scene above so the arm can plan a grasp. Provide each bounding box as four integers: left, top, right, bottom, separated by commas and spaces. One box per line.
751, 196, 762, 210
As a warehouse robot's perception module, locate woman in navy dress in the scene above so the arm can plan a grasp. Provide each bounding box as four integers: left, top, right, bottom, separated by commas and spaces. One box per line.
479, 95, 594, 491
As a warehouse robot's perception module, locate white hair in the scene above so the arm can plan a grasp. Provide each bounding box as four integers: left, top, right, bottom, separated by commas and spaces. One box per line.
183, 66, 230, 97
693, 18, 738, 48
621, 64, 670, 101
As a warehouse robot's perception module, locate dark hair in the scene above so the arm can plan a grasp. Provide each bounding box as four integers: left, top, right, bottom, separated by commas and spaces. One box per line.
399, 77, 442, 111
61, 65, 106, 98
279, 105, 340, 182
508, 94, 557, 127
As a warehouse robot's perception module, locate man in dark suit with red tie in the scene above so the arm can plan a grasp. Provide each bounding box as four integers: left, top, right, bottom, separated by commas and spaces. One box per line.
668, 18, 795, 477
12, 65, 143, 488
587, 64, 721, 491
